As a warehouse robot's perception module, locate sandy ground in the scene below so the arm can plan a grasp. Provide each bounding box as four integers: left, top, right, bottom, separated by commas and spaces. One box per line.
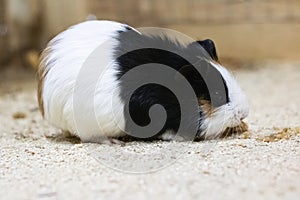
0, 62, 300, 200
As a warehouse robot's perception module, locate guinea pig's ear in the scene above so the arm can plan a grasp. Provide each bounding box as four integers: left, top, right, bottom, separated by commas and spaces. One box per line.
192, 39, 219, 62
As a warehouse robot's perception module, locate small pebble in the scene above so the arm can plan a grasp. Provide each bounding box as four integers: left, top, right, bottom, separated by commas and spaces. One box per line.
13, 112, 26, 119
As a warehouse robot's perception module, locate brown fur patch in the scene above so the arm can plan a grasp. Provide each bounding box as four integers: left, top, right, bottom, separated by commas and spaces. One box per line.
198, 99, 214, 117
37, 47, 52, 117
222, 121, 249, 137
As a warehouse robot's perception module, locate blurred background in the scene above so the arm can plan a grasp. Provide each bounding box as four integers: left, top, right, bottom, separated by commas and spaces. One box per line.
0, 0, 300, 71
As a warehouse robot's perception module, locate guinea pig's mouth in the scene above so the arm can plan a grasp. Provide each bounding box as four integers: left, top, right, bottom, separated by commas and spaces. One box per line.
198, 103, 248, 139
198, 119, 248, 140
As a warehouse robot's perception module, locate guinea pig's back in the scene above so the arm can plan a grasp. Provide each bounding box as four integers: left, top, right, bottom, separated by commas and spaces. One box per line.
38, 21, 129, 138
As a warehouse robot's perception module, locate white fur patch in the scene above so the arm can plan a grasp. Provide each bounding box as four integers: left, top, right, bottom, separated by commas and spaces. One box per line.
41, 21, 132, 141
159, 130, 186, 141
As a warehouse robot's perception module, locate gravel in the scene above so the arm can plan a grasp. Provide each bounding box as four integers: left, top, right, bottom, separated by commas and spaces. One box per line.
0, 63, 300, 200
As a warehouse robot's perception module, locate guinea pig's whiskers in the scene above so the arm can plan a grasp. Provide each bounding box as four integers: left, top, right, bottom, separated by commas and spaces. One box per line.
194, 57, 206, 65
230, 127, 235, 136
222, 127, 231, 138
234, 126, 239, 135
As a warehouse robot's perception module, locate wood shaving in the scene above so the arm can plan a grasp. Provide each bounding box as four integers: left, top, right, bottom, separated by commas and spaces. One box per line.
256, 127, 300, 143
240, 131, 252, 139
231, 144, 247, 148
13, 112, 27, 119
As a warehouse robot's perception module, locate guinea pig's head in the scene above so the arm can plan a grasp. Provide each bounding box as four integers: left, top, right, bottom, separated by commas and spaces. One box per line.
183, 39, 249, 139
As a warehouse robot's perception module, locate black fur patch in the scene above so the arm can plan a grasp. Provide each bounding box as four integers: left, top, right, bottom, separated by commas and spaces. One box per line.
113, 29, 229, 139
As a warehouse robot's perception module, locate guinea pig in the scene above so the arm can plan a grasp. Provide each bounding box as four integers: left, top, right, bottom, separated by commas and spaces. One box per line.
37, 20, 249, 143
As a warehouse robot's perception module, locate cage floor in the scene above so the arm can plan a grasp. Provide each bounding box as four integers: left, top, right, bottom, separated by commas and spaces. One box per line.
0, 63, 300, 199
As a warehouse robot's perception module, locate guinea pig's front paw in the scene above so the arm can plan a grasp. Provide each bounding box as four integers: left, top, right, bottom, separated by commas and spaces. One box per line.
159, 131, 186, 142
82, 137, 125, 146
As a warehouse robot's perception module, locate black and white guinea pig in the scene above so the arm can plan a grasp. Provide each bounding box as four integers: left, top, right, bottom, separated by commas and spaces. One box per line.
37, 20, 249, 143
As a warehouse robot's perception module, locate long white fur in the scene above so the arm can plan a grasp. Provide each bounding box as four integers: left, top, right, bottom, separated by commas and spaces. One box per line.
42, 21, 130, 141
